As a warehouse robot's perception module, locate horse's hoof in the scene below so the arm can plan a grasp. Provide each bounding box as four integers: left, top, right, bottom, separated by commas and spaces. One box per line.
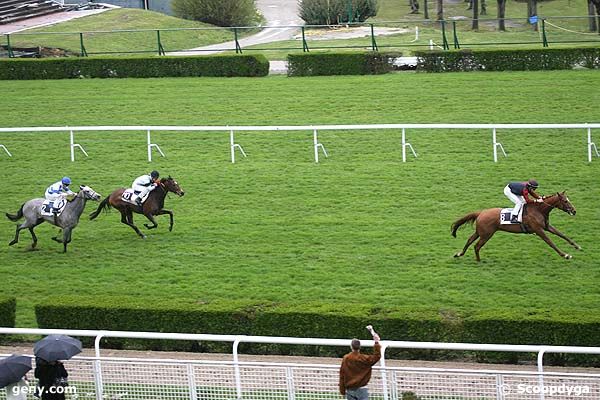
140, 234, 147, 239
453, 252, 461, 258
8, 240, 17, 246
576, 246, 582, 251
564, 254, 572, 260
169, 226, 173, 232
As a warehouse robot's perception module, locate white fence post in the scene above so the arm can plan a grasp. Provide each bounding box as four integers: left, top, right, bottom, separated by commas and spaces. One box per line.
588, 127, 599, 163
492, 127, 507, 163
147, 129, 165, 162
233, 337, 243, 400
230, 129, 247, 163
285, 366, 296, 400
401, 128, 417, 162
94, 334, 104, 400
537, 349, 546, 400
70, 129, 88, 162
313, 128, 328, 163
0, 144, 11, 157
187, 363, 198, 400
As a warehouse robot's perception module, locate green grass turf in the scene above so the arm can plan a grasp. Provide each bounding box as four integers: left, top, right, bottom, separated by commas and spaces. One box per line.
0, 70, 599, 332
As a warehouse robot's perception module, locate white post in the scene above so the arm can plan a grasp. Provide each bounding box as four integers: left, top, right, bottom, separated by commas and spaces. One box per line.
313, 129, 328, 163
0, 144, 11, 157
187, 364, 198, 400
93, 335, 104, 400
147, 130, 165, 162
233, 338, 242, 400
401, 128, 417, 162
230, 130, 247, 164
380, 344, 389, 400
537, 349, 546, 400
492, 127, 507, 162
70, 129, 89, 162
588, 127, 599, 163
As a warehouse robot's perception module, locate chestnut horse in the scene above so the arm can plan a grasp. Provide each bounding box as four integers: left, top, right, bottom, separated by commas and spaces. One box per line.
451, 192, 580, 261
89, 177, 184, 238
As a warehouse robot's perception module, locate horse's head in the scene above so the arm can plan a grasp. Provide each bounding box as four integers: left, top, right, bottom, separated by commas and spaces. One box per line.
545, 191, 576, 216
78, 185, 102, 201
160, 177, 185, 197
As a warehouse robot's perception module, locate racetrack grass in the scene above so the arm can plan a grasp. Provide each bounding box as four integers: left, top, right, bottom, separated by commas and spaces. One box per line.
0, 70, 599, 335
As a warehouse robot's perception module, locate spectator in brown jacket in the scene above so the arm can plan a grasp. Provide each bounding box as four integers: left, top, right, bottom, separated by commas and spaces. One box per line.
339, 334, 381, 400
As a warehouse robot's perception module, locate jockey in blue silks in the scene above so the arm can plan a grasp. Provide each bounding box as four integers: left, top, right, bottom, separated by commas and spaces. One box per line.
503, 178, 542, 223
45, 177, 75, 202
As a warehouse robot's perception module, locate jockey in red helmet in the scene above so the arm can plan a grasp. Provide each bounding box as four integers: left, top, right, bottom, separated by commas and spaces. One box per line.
504, 179, 542, 223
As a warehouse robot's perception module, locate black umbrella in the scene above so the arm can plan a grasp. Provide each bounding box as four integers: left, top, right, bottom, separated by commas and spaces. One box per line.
34, 335, 82, 362
0, 354, 32, 388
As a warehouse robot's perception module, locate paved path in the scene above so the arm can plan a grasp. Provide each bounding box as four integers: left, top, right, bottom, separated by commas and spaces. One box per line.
168, 0, 301, 56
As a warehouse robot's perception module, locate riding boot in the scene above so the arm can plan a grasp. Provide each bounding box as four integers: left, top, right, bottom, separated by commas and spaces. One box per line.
510, 215, 519, 223
135, 197, 143, 206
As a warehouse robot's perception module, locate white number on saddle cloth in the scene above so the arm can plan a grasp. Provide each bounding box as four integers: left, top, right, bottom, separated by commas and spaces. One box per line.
500, 207, 521, 225
40, 199, 67, 217
121, 189, 137, 204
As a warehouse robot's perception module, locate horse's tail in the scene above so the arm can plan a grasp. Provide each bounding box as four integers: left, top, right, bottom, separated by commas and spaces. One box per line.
89, 196, 111, 220
451, 212, 480, 237
5, 203, 24, 222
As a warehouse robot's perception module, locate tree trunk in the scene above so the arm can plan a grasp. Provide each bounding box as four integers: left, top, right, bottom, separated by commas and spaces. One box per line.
437, 0, 443, 21
472, 0, 479, 30
590, 0, 598, 32
497, 0, 506, 31
424, 0, 429, 19
527, 0, 538, 31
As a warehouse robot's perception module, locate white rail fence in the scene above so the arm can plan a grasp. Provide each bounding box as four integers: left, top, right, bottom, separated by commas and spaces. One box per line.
1, 328, 600, 400
0, 124, 598, 163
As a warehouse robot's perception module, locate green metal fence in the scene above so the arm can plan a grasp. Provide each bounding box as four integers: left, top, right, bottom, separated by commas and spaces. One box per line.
1, 16, 599, 58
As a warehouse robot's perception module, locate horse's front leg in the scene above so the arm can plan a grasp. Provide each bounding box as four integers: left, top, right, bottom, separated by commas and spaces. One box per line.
154, 209, 174, 232
546, 225, 581, 250
62, 227, 73, 253
121, 211, 146, 239
534, 229, 571, 259
143, 213, 158, 230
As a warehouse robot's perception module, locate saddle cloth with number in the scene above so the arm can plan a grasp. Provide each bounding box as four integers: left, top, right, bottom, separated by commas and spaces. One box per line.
40, 199, 67, 217
499, 205, 527, 225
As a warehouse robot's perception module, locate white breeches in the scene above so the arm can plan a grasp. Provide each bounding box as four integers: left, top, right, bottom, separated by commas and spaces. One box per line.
132, 184, 155, 200
504, 185, 525, 217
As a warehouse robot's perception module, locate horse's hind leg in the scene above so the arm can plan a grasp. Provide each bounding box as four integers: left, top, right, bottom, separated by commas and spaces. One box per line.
62, 228, 73, 253
474, 231, 496, 262
455, 232, 479, 258
8, 224, 24, 246
29, 227, 38, 249
121, 211, 146, 239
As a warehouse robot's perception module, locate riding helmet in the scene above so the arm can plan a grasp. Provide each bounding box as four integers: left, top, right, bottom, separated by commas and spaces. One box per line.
62, 177, 71, 185
527, 179, 539, 189
150, 170, 159, 179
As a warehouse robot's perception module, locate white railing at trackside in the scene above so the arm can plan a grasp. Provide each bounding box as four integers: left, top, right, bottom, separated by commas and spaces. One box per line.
0, 123, 599, 163
2, 328, 600, 400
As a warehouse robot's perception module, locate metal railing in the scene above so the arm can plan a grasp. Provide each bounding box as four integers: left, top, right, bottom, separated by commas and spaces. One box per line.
2, 327, 600, 400
2, 17, 599, 58
0, 123, 599, 163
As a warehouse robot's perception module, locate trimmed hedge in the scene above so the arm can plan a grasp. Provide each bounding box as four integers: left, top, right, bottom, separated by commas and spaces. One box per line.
415, 47, 600, 72
287, 52, 397, 76
0, 55, 270, 80
0, 297, 16, 343
36, 296, 600, 365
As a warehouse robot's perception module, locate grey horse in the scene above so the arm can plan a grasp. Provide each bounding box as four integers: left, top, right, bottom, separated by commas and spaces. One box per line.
6, 185, 102, 252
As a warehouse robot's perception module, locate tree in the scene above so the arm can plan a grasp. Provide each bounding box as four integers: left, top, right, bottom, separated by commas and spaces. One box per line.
423, 0, 429, 19
437, 0, 443, 21
497, 0, 506, 31
590, 0, 600, 33
590, 0, 598, 32
527, 0, 538, 31
472, 0, 479, 30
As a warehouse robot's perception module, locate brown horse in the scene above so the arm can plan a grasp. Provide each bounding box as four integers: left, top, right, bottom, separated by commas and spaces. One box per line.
89, 177, 184, 238
451, 192, 580, 261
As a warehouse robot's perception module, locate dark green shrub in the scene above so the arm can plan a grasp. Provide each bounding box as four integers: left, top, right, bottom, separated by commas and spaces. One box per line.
35, 297, 600, 365
0, 55, 269, 80
172, 0, 259, 27
0, 297, 16, 344
299, 0, 378, 25
287, 52, 395, 76
415, 47, 600, 72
